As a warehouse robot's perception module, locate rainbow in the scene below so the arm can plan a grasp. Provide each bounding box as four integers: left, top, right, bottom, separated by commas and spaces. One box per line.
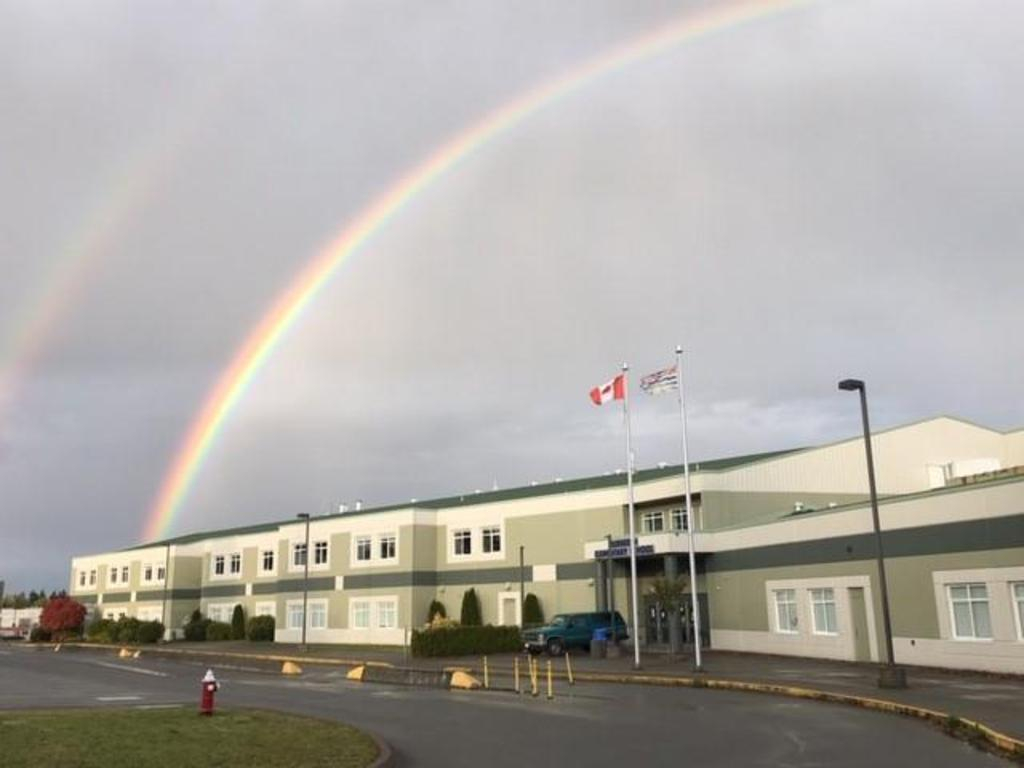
143, 0, 809, 542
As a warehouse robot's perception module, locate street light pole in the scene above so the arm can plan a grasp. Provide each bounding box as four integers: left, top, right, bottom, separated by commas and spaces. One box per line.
297, 513, 311, 652
838, 378, 906, 688
160, 542, 170, 642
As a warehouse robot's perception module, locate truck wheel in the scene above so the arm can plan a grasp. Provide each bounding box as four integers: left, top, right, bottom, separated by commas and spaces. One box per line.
547, 638, 564, 656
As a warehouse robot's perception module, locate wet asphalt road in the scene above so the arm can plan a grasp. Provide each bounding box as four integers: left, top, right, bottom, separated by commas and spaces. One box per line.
0, 645, 1007, 767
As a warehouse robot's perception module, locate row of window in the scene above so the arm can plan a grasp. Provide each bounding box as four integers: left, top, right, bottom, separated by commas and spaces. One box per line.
773, 587, 838, 635
355, 534, 396, 562
280, 599, 398, 630
213, 536, 400, 578
640, 508, 688, 534
452, 526, 501, 557
78, 564, 165, 589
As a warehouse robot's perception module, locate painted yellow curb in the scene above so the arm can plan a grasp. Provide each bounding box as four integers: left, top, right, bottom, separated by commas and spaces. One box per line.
281, 661, 303, 676
117, 647, 133, 659
347, 665, 366, 681
53, 644, 62, 653
449, 670, 481, 690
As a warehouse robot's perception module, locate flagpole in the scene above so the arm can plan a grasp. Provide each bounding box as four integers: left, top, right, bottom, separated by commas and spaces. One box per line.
622, 362, 642, 670
677, 346, 702, 671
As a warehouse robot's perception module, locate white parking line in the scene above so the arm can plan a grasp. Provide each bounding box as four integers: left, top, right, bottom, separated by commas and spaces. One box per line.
96, 695, 143, 702
135, 703, 182, 710
92, 661, 168, 677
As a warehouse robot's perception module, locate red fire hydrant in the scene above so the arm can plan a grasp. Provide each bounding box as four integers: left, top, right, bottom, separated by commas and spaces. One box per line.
199, 669, 219, 716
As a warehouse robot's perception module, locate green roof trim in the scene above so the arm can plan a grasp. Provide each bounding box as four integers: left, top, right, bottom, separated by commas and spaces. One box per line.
128, 447, 801, 550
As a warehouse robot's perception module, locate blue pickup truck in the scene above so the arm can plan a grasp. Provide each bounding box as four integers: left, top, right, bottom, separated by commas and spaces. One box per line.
523, 611, 629, 656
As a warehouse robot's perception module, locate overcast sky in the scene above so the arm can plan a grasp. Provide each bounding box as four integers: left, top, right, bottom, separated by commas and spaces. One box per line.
2, 0, 1022, 591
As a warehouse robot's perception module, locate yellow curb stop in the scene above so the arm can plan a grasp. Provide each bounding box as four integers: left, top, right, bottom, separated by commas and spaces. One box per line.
449, 670, 481, 690
346, 665, 366, 681
280, 661, 303, 675
118, 648, 133, 659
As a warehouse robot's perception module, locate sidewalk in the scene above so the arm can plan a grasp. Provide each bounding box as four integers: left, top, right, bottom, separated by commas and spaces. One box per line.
59, 640, 1024, 746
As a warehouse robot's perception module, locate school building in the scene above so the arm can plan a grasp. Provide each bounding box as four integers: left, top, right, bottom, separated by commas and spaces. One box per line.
69, 415, 1024, 673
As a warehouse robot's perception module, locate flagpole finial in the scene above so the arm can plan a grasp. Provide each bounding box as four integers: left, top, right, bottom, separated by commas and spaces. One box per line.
621, 362, 629, 372
676, 345, 683, 354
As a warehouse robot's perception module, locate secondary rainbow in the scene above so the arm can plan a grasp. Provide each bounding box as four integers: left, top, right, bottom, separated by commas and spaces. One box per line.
143, 0, 809, 543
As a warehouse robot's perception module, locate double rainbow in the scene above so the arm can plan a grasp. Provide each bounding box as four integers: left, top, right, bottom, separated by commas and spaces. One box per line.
142, 0, 807, 543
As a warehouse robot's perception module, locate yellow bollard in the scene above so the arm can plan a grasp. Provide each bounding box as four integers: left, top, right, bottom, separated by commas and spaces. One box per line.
513, 656, 521, 694
483, 656, 489, 690
530, 656, 539, 697
565, 651, 574, 686
546, 660, 553, 700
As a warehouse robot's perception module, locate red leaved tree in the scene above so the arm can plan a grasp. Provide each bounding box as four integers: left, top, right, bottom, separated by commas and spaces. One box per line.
40, 597, 87, 640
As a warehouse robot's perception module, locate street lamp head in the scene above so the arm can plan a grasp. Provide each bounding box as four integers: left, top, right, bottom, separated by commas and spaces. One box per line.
296, 513, 310, 520
838, 378, 865, 392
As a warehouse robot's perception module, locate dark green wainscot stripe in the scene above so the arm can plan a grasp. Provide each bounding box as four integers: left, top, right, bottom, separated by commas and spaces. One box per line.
135, 590, 168, 602
200, 584, 246, 598
556, 563, 594, 580
167, 589, 201, 600
101, 592, 131, 604
705, 514, 1024, 573
342, 566, 534, 591
252, 577, 335, 595
76, 594, 98, 604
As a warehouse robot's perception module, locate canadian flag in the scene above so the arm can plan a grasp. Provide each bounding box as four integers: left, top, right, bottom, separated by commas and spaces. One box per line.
590, 374, 626, 405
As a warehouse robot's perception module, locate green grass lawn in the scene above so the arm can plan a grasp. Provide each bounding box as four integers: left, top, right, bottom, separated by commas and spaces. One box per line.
0, 707, 379, 767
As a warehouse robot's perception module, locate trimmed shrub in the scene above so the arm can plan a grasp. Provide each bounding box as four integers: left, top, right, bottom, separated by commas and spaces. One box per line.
86, 617, 115, 643
523, 593, 544, 627
137, 620, 164, 644
183, 617, 211, 642
460, 588, 482, 627
29, 626, 52, 643
411, 625, 521, 657
231, 604, 246, 640
247, 615, 275, 642
205, 621, 233, 641
112, 617, 143, 644
426, 599, 446, 623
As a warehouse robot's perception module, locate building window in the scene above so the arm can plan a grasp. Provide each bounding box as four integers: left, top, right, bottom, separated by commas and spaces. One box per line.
352, 600, 370, 629
1013, 583, 1024, 641
454, 530, 472, 556
671, 508, 688, 531
89, 570, 96, 586
230, 554, 241, 574
641, 510, 664, 533
78, 571, 86, 588
378, 534, 396, 560
774, 589, 798, 633
110, 567, 118, 585
949, 584, 992, 639
309, 602, 327, 629
356, 537, 371, 562
378, 600, 396, 629
293, 543, 307, 568
255, 603, 275, 618
482, 527, 501, 554
810, 588, 838, 635
156, 565, 165, 582
288, 603, 304, 630
143, 565, 153, 582
314, 541, 329, 566
261, 550, 275, 573
122, 566, 129, 582
213, 555, 225, 576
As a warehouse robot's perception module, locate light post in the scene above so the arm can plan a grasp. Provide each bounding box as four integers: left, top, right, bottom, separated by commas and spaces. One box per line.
838, 378, 906, 688
297, 513, 311, 652
160, 541, 171, 642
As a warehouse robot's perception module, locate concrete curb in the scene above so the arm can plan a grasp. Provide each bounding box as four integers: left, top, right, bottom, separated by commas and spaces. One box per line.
366, 729, 396, 768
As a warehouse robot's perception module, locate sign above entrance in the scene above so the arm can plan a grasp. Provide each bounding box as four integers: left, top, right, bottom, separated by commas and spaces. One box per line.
595, 538, 655, 559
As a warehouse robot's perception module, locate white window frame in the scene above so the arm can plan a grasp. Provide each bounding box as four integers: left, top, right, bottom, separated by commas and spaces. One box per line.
313, 540, 329, 568
355, 536, 372, 562
121, 566, 129, 583
379, 534, 397, 560
143, 564, 153, 583
78, 571, 86, 588
809, 587, 838, 635
774, 589, 799, 634
453, 529, 472, 557
212, 555, 226, 577
670, 508, 688, 531
287, 601, 305, 630
206, 603, 234, 623
156, 564, 166, 582
109, 566, 118, 585
641, 510, 665, 533
292, 542, 308, 569
351, 599, 371, 629
377, 599, 397, 629
482, 526, 501, 554
260, 549, 276, 575
308, 599, 328, 630
1013, 583, 1024, 642
229, 553, 242, 575
89, 570, 96, 586
254, 601, 276, 619
947, 583, 993, 641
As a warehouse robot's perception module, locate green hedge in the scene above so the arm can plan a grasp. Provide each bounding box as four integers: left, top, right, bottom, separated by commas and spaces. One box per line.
85, 617, 163, 644
246, 615, 275, 642
411, 625, 521, 657
205, 621, 233, 641
137, 621, 164, 644
183, 618, 211, 642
